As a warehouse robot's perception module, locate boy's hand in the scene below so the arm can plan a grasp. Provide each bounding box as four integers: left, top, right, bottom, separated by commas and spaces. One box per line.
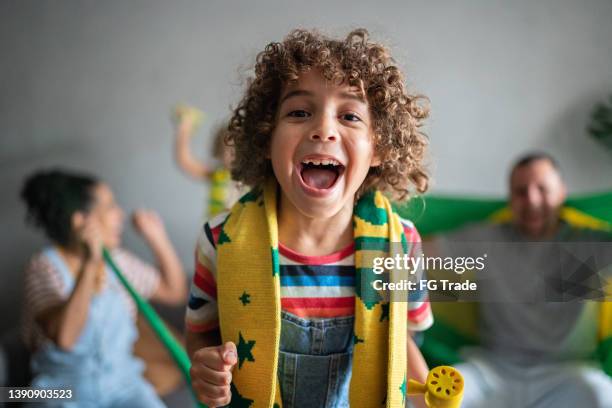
190, 342, 237, 407
177, 114, 198, 136
173, 104, 204, 136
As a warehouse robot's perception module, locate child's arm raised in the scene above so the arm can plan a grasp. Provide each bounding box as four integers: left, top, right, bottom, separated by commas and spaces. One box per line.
173, 106, 213, 180
132, 210, 188, 305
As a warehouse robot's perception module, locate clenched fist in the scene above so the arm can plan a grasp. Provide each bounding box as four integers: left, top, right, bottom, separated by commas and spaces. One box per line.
190, 342, 238, 407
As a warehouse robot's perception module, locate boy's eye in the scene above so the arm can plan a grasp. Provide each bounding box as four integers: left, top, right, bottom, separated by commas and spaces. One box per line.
342, 113, 361, 122
288, 110, 310, 118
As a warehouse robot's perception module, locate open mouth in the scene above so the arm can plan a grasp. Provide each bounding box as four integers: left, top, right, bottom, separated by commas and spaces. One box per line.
299, 157, 345, 190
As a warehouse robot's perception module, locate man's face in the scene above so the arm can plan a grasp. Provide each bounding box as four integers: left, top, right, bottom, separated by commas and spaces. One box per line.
509, 159, 566, 238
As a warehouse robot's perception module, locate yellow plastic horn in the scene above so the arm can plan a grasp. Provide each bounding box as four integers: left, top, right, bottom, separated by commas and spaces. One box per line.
407, 366, 464, 408
173, 103, 205, 130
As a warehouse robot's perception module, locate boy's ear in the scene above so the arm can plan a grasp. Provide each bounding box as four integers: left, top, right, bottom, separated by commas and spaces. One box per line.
370, 130, 382, 167
370, 153, 382, 167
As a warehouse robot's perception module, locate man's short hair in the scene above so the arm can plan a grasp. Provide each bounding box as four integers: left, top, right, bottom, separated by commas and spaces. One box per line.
510, 152, 562, 180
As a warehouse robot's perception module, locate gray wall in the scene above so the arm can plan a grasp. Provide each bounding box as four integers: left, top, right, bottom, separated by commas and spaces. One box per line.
1, 0, 611, 332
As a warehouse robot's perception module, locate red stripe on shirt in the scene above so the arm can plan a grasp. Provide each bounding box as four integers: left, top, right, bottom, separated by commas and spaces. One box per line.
403, 225, 421, 243
284, 306, 355, 318
194, 264, 217, 300
281, 296, 355, 309
279, 242, 355, 265
210, 224, 223, 246
408, 300, 431, 323
186, 320, 220, 333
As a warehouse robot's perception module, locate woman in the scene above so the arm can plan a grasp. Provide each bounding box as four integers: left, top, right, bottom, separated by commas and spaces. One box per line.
20, 169, 187, 407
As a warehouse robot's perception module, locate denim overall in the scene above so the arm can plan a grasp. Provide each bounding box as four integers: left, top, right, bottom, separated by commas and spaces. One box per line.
30, 248, 164, 408
277, 311, 354, 408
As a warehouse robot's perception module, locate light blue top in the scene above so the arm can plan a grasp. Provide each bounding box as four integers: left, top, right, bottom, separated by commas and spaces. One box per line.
30, 247, 164, 408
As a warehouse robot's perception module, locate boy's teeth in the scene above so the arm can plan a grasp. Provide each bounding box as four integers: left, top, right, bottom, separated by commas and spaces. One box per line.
302, 158, 340, 166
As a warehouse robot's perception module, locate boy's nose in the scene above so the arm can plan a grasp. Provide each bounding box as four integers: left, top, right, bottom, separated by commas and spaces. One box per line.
309, 115, 338, 142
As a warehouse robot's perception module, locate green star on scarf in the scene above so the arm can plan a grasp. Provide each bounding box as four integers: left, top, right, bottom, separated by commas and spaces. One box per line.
217, 230, 232, 245
239, 291, 251, 306
400, 374, 407, 404
353, 333, 365, 345
237, 332, 255, 369
229, 383, 254, 407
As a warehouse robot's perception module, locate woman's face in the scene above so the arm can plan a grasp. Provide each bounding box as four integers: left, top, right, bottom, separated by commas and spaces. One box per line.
84, 183, 125, 249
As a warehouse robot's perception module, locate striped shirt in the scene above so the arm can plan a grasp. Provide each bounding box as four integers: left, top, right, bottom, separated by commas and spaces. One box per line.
186, 212, 433, 333
21, 247, 160, 350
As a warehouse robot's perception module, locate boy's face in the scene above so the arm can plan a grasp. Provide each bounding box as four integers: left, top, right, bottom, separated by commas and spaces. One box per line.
270, 69, 379, 219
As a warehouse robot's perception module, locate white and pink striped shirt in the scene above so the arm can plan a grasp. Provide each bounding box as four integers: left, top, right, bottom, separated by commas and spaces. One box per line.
21, 247, 160, 350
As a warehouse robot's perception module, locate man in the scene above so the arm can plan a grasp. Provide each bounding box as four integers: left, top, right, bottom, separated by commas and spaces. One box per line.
435, 153, 612, 408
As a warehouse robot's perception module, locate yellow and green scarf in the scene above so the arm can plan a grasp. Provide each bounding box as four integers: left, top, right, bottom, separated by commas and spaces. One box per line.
217, 180, 411, 408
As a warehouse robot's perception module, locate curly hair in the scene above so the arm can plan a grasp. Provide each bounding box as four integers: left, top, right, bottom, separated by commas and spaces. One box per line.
21, 169, 99, 245
227, 28, 429, 201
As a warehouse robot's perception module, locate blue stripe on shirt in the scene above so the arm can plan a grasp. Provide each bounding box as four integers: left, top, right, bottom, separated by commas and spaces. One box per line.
280, 264, 355, 277
188, 294, 209, 310
280, 275, 355, 287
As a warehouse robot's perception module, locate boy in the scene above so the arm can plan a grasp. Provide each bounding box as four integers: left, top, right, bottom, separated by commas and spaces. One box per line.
186, 28, 433, 408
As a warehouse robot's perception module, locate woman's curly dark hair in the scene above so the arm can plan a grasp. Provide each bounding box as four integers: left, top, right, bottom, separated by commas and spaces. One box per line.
21, 169, 99, 245
227, 28, 429, 201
